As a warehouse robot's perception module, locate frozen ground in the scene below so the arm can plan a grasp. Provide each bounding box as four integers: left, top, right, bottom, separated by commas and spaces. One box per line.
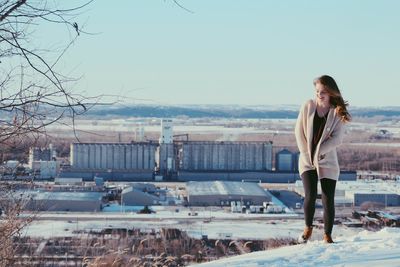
23, 216, 360, 241
20, 184, 399, 266
194, 228, 400, 267
22, 195, 298, 238
47, 117, 400, 138
23, 204, 299, 239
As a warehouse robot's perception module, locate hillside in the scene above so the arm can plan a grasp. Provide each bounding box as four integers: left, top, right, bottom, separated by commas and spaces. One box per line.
87, 105, 400, 119
194, 228, 400, 267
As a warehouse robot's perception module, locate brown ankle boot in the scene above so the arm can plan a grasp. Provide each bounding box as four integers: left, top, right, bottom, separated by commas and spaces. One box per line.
323, 233, 334, 243
298, 226, 313, 243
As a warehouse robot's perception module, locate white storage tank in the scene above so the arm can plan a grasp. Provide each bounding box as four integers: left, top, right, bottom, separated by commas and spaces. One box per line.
159, 119, 173, 144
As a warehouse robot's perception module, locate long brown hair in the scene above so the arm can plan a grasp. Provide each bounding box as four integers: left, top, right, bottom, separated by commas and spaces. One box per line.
313, 75, 351, 122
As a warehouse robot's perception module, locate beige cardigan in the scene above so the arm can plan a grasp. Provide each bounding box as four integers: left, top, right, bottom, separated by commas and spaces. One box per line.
295, 99, 345, 180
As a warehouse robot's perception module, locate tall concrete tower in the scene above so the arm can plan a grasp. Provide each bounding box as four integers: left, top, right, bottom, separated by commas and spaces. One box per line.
49, 143, 57, 160
159, 119, 173, 144
135, 123, 145, 142
157, 119, 175, 178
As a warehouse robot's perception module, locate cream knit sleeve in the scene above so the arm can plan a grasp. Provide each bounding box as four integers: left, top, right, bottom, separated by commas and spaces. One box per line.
295, 102, 308, 153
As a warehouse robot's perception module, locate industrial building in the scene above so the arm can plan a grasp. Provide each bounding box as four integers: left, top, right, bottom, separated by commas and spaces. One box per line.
28, 145, 59, 179
275, 149, 302, 172
186, 181, 272, 206
159, 119, 173, 144
157, 143, 175, 173
341, 180, 400, 206
71, 142, 157, 170
31, 161, 59, 179
339, 171, 358, 181
23, 191, 103, 212
275, 149, 294, 171
67, 142, 158, 180
62, 119, 357, 183
178, 171, 300, 183
67, 120, 173, 181
353, 193, 400, 207
29, 145, 55, 165
180, 141, 273, 171
121, 183, 161, 206
157, 119, 176, 175
54, 177, 83, 185
294, 179, 400, 207
178, 170, 355, 183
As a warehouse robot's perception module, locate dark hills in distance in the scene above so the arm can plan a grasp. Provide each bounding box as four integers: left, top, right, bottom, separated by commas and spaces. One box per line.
87, 105, 400, 119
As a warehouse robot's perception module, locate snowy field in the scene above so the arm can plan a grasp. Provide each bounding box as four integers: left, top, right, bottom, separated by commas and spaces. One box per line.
194, 228, 400, 267
23, 217, 360, 241
23, 195, 299, 239
46, 118, 296, 137
46, 117, 400, 138
23, 206, 299, 239
22, 205, 397, 267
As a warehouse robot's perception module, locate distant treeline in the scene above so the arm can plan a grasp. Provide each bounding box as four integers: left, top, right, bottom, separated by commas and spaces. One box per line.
86, 105, 400, 119
2, 105, 399, 119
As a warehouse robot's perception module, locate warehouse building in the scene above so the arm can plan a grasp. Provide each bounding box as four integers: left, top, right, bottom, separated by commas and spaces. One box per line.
180, 141, 273, 171
178, 171, 300, 183
186, 181, 272, 206
31, 161, 59, 179
294, 179, 400, 207
121, 183, 161, 206
23, 191, 103, 212
353, 192, 400, 207
29, 145, 55, 165
339, 171, 358, 181
178, 170, 355, 183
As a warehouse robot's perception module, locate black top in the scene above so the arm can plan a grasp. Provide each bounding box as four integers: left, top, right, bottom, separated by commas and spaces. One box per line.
311, 110, 328, 163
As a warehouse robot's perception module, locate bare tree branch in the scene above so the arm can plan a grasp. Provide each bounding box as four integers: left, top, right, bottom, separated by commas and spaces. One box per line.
0, 1, 97, 263
172, 0, 194, 13
0, 0, 26, 22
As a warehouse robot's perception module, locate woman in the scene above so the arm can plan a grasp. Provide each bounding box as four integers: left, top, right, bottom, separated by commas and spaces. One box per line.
295, 75, 351, 243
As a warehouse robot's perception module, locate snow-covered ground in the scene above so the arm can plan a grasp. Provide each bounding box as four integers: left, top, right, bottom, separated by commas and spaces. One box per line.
194, 228, 400, 267
22, 203, 397, 267
23, 218, 359, 241
19, 181, 400, 266
23, 208, 358, 241
22, 195, 298, 238
47, 118, 294, 133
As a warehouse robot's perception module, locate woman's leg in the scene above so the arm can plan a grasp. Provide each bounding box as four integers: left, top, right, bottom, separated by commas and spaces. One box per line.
320, 178, 337, 235
301, 170, 318, 227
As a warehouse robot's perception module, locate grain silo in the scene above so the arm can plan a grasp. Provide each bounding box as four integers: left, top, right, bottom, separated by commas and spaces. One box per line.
67, 142, 158, 181
70, 142, 157, 171
180, 141, 272, 171
275, 149, 294, 171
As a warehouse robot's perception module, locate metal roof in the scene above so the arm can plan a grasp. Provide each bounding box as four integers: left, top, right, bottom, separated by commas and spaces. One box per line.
186, 181, 268, 197
21, 191, 103, 201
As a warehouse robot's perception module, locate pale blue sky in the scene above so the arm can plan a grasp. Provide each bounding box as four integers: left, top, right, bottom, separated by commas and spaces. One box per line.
47, 1, 400, 107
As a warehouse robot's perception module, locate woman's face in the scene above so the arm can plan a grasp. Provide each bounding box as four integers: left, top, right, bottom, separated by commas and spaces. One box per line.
315, 82, 330, 107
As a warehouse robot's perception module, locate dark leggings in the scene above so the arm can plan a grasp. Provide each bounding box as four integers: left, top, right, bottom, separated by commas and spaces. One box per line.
302, 170, 337, 235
